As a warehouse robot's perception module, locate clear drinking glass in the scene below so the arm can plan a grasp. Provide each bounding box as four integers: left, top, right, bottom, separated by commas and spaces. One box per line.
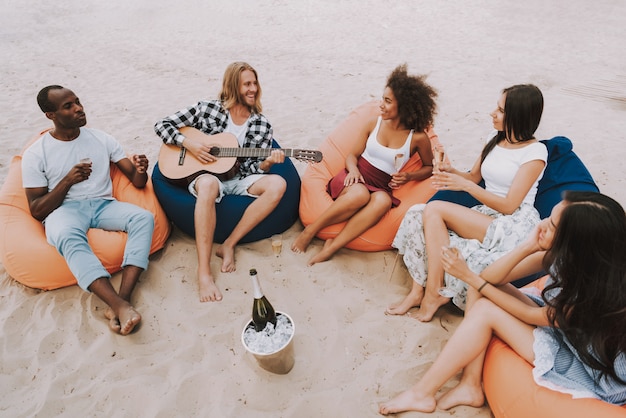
433, 145, 445, 173
388, 153, 405, 189
271, 234, 282, 273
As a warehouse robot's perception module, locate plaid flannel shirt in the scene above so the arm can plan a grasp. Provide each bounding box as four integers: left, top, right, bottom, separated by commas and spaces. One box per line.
154, 99, 273, 176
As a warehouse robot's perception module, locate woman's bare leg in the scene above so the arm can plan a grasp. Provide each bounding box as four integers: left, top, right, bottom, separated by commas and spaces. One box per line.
413, 201, 492, 322
385, 280, 425, 315
292, 184, 370, 253
379, 298, 535, 415
437, 284, 536, 409
308, 191, 391, 265
437, 287, 485, 409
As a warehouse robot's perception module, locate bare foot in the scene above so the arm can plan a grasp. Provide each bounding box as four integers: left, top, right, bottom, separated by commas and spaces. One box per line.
408, 292, 450, 322
104, 308, 121, 334
118, 305, 141, 335
437, 382, 485, 410
216, 245, 236, 272
106, 305, 141, 335
385, 285, 425, 316
291, 228, 315, 253
199, 273, 223, 302
378, 388, 436, 415
307, 239, 335, 266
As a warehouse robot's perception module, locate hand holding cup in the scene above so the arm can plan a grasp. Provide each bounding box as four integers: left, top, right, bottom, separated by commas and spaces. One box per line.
73, 157, 92, 183
132, 154, 149, 174
433, 146, 445, 173
388, 153, 405, 189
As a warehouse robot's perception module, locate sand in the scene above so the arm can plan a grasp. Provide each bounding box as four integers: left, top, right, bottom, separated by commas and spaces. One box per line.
1, 1, 625, 417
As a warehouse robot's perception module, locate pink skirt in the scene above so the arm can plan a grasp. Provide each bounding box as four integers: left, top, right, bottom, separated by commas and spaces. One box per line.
327, 157, 400, 207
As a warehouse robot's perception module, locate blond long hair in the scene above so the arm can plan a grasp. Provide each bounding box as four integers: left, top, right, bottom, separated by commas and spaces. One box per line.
219, 62, 263, 114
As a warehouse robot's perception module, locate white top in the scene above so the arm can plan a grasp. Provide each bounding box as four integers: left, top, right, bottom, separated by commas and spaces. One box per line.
22, 128, 126, 202
225, 113, 249, 147
481, 136, 548, 206
361, 116, 413, 175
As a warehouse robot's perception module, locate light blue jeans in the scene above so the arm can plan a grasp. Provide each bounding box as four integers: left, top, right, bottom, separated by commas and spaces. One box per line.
44, 198, 154, 291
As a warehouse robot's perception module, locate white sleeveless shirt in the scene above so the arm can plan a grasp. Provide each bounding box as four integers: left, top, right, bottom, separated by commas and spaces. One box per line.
361, 116, 413, 175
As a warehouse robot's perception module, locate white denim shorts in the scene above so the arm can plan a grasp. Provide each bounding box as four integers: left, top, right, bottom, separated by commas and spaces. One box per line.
188, 173, 265, 203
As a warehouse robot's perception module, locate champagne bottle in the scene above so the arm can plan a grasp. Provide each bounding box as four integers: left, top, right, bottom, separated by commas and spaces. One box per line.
250, 269, 277, 332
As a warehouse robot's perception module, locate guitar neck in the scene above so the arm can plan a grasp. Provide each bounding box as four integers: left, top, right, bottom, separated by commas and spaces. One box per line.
212, 147, 296, 158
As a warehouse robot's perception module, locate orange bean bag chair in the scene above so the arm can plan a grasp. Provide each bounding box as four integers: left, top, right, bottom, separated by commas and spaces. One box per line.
483, 276, 626, 417
0, 131, 171, 290
299, 101, 441, 251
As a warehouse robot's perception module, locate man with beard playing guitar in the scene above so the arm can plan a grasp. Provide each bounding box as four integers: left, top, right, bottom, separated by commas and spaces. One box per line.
154, 62, 286, 303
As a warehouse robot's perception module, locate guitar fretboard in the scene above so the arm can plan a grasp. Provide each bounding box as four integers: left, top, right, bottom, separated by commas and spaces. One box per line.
211, 147, 298, 158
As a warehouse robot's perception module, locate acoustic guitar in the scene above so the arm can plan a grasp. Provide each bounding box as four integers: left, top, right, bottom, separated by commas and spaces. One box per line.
158, 127, 322, 184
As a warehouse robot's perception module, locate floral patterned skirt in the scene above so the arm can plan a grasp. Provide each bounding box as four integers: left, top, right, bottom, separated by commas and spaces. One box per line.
392, 202, 540, 310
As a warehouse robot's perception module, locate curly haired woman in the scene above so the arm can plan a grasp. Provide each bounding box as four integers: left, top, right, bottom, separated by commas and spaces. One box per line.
291, 64, 438, 265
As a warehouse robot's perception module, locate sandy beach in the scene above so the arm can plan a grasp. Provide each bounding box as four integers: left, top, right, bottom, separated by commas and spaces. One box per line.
1, 1, 625, 417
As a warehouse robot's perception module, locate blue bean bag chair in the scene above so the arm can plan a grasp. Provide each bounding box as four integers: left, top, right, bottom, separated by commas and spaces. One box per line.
152, 140, 301, 244
429, 137, 598, 216
427, 136, 599, 286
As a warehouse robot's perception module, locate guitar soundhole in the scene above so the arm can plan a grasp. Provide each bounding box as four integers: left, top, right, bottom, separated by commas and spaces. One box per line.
209, 146, 221, 156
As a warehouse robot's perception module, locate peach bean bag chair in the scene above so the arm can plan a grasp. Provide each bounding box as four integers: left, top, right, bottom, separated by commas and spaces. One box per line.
0, 130, 171, 290
483, 276, 626, 417
299, 101, 442, 252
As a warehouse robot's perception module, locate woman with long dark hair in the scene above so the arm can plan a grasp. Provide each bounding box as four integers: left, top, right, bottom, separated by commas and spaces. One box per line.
379, 191, 626, 414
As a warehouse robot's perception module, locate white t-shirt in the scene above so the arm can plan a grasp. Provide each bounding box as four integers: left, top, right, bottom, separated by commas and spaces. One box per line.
225, 113, 249, 147
22, 128, 126, 202
481, 139, 548, 206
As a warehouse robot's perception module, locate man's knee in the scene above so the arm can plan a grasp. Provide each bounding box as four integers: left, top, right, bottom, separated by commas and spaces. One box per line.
196, 175, 221, 199
46, 224, 87, 250
271, 175, 287, 193
262, 175, 287, 200
131, 208, 154, 230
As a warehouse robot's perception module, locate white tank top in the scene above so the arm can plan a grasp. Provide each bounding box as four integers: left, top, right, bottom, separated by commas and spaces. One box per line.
361, 116, 413, 175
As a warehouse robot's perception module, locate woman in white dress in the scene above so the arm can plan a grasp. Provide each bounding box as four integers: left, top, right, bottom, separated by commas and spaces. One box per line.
388, 84, 547, 321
